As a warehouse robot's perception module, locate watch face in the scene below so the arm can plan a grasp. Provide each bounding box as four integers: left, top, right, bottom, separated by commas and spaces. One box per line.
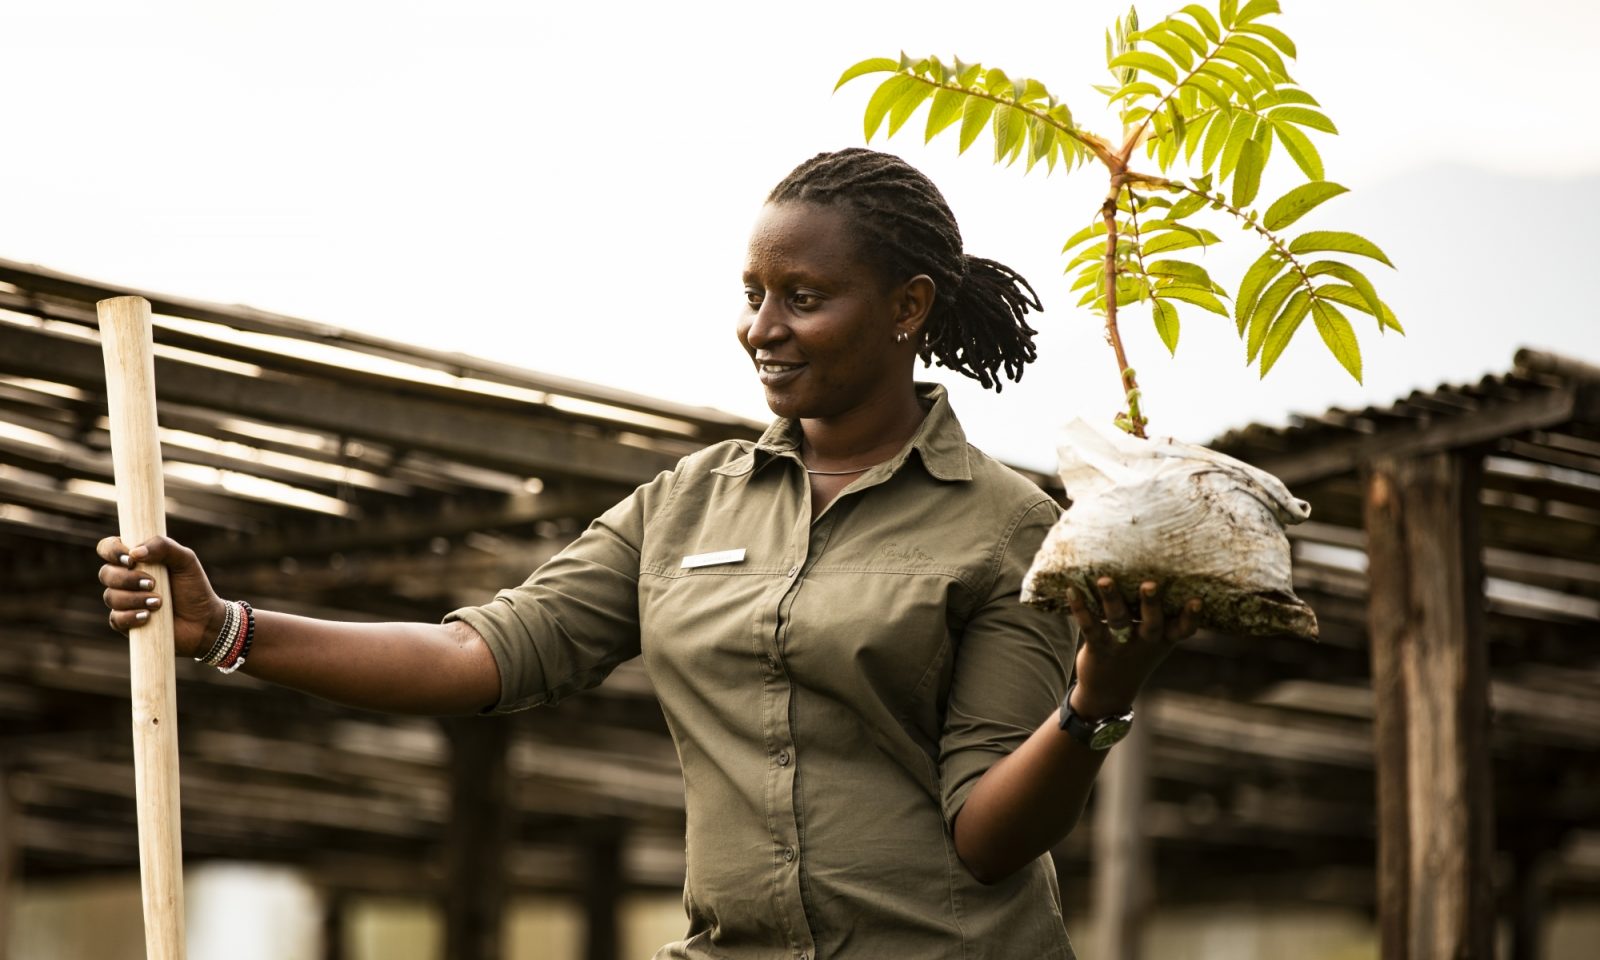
1090, 719, 1133, 750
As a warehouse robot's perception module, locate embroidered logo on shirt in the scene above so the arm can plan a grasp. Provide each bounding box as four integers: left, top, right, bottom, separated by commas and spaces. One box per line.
681, 548, 747, 569
881, 542, 935, 567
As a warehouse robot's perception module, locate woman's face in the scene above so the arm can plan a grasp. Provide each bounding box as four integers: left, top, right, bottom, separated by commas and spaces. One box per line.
738, 201, 928, 421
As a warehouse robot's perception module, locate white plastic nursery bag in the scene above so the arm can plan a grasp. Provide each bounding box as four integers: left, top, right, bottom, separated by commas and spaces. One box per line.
1021, 417, 1319, 638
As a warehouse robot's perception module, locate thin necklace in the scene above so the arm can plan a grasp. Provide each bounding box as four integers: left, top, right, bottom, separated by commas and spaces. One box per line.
804, 464, 874, 476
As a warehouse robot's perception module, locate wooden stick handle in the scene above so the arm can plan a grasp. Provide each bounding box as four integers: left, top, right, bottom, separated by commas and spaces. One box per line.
98, 296, 186, 960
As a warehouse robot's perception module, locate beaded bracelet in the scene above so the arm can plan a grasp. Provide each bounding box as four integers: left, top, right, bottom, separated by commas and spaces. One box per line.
196, 601, 239, 666
218, 601, 254, 675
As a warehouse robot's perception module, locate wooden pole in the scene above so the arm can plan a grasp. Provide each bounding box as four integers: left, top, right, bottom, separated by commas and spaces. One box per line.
1363, 452, 1493, 960
442, 717, 511, 960
1091, 716, 1151, 960
97, 295, 186, 960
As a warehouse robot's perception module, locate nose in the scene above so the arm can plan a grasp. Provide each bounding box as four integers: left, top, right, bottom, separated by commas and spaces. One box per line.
741, 297, 789, 351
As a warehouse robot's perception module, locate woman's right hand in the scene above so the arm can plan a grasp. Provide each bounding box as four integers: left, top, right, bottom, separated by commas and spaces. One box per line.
96, 535, 228, 659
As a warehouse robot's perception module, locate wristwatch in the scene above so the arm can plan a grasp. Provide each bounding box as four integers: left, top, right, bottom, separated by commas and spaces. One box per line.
1058, 682, 1135, 750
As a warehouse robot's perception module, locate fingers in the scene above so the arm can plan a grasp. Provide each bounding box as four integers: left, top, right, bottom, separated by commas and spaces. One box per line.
96, 536, 131, 566
1065, 587, 1105, 644
1167, 598, 1203, 642
126, 535, 194, 569
1138, 581, 1165, 641
1097, 577, 1134, 643
104, 587, 160, 633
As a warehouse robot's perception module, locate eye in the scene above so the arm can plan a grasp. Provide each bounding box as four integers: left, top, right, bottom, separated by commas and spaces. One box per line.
791, 291, 821, 309
744, 288, 763, 309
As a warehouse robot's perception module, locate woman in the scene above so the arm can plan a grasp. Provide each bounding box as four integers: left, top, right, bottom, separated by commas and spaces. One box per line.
97, 148, 1199, 959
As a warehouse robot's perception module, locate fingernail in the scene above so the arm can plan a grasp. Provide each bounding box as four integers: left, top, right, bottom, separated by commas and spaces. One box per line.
139, 579, 154, 591
135, 610, 149, 622
145, 597, 161, 608
119, 554, 131, 567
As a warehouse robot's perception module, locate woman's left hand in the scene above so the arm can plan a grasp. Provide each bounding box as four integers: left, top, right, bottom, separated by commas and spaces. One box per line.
1064, 577, 1200, 719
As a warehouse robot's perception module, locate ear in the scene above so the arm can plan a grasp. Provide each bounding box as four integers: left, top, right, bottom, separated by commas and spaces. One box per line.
894, 274, 936, 340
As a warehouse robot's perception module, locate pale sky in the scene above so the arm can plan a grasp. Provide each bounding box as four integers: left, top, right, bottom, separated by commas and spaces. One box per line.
4, 0, 1597, 471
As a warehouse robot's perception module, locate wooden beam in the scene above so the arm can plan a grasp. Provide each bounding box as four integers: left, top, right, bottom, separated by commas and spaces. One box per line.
1091, 718, 1150, 960
441, 717, 512, 960
0, 322, 684, 486
0, 268, 762, 440
1253, 386, 1583, 487
1363, 453, 1495, 960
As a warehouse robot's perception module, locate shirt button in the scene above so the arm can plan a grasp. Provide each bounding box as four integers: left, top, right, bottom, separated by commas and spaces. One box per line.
776, 751, 790, 767
783, 845, 795, 862
786, 564, 799, 578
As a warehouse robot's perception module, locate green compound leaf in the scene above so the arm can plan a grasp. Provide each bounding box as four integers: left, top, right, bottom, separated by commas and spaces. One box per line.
1219, 112, 1256, 180
1234, 248, 1285, 334
1259, 288, 1312, 376
835, 57, 900, 92
1228, 34, 1292, 80
1152, 299, 1180, 355
1157, 283, 1230, 316
886, 79, 935, 137
1305, 260, 1382, 316
1146, 259, 1216, 287
864, 74, 917, 142
1289, 230, 1395, 267
958, 95, 997, 154
1142, 227, 1220, 254
1109, 51, 1178, 85
1062, 220, 1109, 252
1198, 62, 1254, 103
1263, 181, 1348, 230
1247, 271, 1301, 359
1270, 105, 1338, 134
993, 104, 1026, 164
1232, 137, 1264, 207
1237, 23, 1296, 57
1272, 118, 1324, 179
1140, 28, 1196, 71
1315, 284, 1401, 333
1213, 45, 1275, 92
1161, 17, 1211, 54
1237, 0, 1282, 23
1181, 4, 1222, 42
1312, 299, 1362, 382
924, 87, 967, 142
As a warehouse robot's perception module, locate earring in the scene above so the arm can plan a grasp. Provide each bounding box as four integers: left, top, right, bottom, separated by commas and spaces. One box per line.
895, 331, 909, 344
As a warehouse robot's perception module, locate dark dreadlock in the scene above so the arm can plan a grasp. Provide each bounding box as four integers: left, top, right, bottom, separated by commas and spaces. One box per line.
766, 147, 1042, 391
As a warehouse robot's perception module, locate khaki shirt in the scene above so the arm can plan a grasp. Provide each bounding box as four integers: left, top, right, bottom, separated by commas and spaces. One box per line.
447, 384, 1078, 959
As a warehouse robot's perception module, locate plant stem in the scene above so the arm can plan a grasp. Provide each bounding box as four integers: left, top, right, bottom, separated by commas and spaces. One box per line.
1100, 174, 1146, 438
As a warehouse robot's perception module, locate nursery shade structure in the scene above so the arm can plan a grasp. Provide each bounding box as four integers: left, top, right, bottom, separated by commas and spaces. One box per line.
0, 256, 1597, 959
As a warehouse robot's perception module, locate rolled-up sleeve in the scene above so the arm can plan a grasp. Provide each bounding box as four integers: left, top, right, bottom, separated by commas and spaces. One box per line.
444, 467, 677, 714
938, 498, 1078, 827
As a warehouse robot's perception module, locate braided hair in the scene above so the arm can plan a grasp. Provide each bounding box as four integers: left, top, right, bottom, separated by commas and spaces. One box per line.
766, 148, 1042, 391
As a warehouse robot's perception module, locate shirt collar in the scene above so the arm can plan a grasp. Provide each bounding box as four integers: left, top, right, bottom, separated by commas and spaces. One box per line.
711, 383, 972, 482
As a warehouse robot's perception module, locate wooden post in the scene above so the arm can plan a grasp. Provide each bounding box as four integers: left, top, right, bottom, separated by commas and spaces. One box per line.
441, 717, 512, 960
97, 296, 186, 960
583, 827, 623, 960
0, 767, 15, 960
1508, 849, 1546, 960
1363, 453, 1494, 960
1092, 715, 1151, 960
321, 889, 347, 960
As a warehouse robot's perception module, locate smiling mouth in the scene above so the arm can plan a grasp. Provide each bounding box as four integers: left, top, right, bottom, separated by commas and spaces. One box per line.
756, 361, 806, 385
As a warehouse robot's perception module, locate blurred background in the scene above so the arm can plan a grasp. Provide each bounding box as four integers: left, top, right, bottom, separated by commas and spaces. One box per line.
2, 1, 1598, 958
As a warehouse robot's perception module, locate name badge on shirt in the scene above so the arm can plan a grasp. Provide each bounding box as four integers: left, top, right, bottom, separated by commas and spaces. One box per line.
681, 548, 747, 569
